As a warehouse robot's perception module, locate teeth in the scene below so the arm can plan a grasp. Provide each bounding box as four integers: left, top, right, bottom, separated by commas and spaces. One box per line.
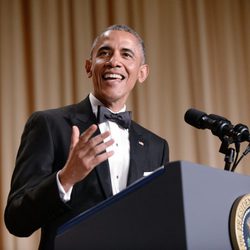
104, 73, 123, 80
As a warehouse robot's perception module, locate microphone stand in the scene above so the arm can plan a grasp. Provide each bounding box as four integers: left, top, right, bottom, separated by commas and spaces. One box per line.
219, 137, 235, 171
224, 148, 235, 171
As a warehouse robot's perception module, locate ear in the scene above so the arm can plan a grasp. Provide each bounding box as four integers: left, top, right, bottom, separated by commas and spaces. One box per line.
138, 64, 149, 83
85, 59, 92, 78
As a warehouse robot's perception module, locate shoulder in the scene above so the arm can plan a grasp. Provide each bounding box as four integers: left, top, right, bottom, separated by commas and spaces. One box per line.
131, 121, 167, 143
30, 103, 76, 119
131, 121, 169, 163
27, 96, 91, 125
24, 104, 74, 129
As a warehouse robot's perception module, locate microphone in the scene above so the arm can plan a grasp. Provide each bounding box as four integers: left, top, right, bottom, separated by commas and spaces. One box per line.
233, 123, 250, 142
184, 108, 250, 142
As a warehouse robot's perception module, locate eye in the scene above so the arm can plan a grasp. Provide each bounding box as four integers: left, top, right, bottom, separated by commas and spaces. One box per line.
97, 50, 110, 57
122, 49, 135, 59
123, 52, 133, 58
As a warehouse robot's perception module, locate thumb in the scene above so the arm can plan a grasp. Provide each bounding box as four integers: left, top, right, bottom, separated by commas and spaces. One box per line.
70, 125, 80, 152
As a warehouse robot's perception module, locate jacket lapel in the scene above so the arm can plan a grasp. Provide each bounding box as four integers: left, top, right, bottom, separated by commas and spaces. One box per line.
127, 122, 147, 186
66, 96, 113, 198
95, 160, 113, 198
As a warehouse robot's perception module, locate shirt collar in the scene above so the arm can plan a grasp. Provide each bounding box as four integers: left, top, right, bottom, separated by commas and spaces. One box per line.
89, 93, 126, 118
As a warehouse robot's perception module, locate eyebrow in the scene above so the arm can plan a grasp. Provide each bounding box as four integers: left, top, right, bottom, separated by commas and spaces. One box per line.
98, 46, 111, 52
97, 46, 135, 57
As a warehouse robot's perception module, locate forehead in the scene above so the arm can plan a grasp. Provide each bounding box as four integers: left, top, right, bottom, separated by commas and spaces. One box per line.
92, 30, 141, 54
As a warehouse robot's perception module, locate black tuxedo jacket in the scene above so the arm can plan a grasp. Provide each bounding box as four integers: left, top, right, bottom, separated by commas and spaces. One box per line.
4, 96, 169, 249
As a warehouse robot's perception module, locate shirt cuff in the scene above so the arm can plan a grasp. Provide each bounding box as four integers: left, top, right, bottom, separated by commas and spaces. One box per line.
56, 171, 73, 202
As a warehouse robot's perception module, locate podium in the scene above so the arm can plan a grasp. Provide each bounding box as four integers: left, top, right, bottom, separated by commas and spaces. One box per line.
55, 161, 250, 249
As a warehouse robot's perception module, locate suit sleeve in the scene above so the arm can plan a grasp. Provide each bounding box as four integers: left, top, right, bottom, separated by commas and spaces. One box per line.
4, 112, 71, 237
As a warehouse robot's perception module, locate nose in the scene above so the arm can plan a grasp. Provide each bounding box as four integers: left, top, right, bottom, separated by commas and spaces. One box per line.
106, 53, 122, 68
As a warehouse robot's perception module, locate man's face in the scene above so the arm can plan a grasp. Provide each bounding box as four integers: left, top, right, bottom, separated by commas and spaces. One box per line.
86, 30, 148, 110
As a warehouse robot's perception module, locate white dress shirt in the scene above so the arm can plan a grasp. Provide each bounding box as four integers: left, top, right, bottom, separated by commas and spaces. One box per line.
89, 93, 130, 195
57, 94, 130, 201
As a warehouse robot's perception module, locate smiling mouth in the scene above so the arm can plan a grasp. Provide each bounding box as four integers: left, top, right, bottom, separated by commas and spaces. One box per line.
103, 73, 125, 81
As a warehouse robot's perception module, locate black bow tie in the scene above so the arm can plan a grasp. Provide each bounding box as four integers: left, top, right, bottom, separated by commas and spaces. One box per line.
97, 106, 132, 129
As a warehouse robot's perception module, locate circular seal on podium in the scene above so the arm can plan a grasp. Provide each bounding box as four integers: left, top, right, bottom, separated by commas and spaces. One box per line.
230, 194, 250, 250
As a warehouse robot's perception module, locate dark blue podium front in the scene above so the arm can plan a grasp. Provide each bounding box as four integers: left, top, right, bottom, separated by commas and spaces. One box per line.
55, 161, 250, 249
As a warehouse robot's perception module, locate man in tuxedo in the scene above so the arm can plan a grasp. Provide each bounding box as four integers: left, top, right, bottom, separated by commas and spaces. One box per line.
4, 24, 169, 249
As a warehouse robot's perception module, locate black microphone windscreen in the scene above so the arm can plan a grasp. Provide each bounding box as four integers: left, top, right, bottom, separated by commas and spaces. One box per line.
184, 108, 207, 129
208, 114, 230, 122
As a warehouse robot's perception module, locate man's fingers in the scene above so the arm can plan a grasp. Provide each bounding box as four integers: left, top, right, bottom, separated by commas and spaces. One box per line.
85, 130, 111, 147
92, 150, 114, 166
90, 138, 114, 157
78, 125, 112, 152
77, 135, 114, 161
80, 124, 98, 143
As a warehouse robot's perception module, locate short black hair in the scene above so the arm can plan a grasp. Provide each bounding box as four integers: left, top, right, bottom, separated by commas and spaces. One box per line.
90, 24, 146, 64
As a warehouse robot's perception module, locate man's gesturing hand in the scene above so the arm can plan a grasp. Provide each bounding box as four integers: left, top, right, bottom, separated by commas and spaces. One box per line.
59, 124, 114, 192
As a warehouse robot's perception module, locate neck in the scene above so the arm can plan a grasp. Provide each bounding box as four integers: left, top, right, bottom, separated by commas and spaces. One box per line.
93, 94, 126, 112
